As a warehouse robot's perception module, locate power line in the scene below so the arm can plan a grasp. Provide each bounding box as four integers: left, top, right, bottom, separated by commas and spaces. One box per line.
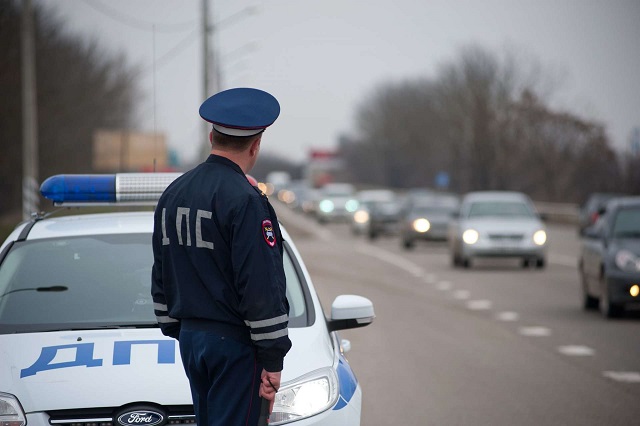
81, 0, 195, 33
134, 29, 199, 78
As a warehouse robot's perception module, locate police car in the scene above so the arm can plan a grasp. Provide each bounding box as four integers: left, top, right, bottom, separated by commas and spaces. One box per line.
0, 173, 374, 426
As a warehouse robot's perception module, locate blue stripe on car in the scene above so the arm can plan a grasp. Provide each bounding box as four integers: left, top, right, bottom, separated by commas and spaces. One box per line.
333, 355, 358, 410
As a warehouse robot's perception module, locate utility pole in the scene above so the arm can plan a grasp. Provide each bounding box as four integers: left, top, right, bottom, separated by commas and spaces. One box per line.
201, 0, 214, 158
21, 0, 39, 219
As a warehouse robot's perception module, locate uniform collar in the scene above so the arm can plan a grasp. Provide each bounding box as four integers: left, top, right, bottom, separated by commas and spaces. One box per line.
206, 154, 244, 176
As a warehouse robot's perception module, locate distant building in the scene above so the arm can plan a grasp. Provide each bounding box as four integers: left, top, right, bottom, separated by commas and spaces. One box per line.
93, 130, 173, 172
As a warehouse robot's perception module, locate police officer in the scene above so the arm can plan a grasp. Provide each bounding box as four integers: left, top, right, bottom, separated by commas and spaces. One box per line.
151, 87, 292, 425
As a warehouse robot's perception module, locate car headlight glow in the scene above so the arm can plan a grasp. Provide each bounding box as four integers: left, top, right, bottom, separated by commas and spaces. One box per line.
413, 218, 431, 233
278, 190, 296, 204
631, 285, 639, 298
318, 200, 334, 213
269, 368, 339, 425
533, 230, 547, 246
353, 210, 370, 224
345, 199, 359, 213
0, 393, 26, 426
462, 229, 479, 245
615, 250, 640, 272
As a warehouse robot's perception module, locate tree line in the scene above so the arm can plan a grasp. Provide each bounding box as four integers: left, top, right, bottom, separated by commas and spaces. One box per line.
0, 1, 137, 219
339, 45, 639, 204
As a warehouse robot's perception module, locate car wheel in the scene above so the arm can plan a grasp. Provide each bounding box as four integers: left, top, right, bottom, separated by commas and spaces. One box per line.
535, 258, 546, 269
462, 257, 471, 269
403, 239, 414, 250
521, 258, 530, 268
599, 277, 623, 318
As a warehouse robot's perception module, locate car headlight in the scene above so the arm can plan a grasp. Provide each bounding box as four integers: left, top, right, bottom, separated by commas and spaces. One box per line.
353, 210, 370, 224
462, 229, 479, 245
345, 199, 359, 213
0, 393, 26, 426
269, 368, 339, 425
614, 249, 640, 272
318, 200, 334, 213
413, 218, 431, 233
533, 230, 547, 246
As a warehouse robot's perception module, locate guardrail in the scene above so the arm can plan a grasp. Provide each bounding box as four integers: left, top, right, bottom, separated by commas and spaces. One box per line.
534, 201, 580, 225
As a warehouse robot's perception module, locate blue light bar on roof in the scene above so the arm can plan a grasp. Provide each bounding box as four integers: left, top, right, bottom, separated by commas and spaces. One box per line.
40, 173, 182, 205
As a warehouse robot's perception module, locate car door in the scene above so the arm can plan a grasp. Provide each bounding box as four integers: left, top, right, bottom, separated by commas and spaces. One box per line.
581, 218, 607, 296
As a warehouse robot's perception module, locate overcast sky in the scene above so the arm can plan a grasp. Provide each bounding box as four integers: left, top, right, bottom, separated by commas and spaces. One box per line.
47, 0, 640, 165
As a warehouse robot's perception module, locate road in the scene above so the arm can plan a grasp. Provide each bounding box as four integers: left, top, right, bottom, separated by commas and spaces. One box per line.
274, 202, 640, 425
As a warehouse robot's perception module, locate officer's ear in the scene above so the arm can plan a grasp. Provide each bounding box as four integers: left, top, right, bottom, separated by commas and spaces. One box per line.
209, 131, 213, 146
249, 136, 261, 157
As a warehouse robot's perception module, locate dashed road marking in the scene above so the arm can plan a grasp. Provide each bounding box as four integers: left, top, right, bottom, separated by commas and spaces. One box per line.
603, 371, 640, 383
496, 311, 520, 321
557, 345, 595, 356
453, 290, 471, 300
355, 244, 424, 277
467, 299, 492, 310
519, 326, 551, 337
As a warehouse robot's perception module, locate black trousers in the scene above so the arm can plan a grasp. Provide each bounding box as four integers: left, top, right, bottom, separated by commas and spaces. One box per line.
179, 328, 263, 426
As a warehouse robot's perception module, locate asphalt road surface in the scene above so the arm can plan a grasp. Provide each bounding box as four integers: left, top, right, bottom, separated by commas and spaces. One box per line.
274, 202, 640, 426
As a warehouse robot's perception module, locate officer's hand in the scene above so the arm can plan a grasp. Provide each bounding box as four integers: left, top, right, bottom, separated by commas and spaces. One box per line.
259, 369, 281, 412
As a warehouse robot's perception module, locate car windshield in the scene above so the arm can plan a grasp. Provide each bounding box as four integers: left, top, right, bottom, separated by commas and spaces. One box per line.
0, 233, 309, 334
612, 207, 640, 238
322, 185, 354, 197
468, 201, 534, 218
413, 206, 456, 215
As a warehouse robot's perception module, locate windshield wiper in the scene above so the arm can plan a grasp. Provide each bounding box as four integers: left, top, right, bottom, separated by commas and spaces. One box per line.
0, 285, 68, 299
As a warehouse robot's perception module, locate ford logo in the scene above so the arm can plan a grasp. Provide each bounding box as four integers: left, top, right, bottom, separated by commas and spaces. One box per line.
117, 410, 164, 426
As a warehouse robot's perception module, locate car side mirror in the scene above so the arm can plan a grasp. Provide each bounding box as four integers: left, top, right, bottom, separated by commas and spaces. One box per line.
327, 295, 375, 332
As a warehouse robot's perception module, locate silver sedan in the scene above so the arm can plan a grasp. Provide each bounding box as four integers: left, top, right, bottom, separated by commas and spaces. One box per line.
449, 191, 548, 268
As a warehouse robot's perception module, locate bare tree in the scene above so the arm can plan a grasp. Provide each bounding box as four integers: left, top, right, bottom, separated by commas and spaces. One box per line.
342, 43, 634, 201
0, 1, 138, 217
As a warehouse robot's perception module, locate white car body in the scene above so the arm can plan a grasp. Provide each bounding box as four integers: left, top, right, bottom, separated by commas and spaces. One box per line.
0, 174, 374, 426
449, 191, 548, 268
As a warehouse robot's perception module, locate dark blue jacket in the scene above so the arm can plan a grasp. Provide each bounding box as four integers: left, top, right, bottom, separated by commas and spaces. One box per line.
151, 154, 291, 372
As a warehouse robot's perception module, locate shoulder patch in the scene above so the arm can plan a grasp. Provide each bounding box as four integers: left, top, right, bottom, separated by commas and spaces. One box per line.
262, 219, 276, 247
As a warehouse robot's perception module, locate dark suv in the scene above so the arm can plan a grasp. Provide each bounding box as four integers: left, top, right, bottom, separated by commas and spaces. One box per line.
578, 193, 626, 235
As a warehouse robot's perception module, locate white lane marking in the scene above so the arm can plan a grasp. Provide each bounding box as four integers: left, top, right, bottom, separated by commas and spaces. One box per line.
496, 311, 520, 321
557, 345, 595, 356
275, 204, 334, 241
519, 326, 551, 337
467, 299, 492, 310
453, 290, 470, 300
435, 281, 452, 291
550, 254, 578, 268
355, 244, 424, 277
603, 371, 640, 383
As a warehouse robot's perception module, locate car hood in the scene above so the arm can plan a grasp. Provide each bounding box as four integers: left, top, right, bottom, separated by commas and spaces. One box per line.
460, 217, 544, 233
1, 326, 333, 413
611, 238, 640, 254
